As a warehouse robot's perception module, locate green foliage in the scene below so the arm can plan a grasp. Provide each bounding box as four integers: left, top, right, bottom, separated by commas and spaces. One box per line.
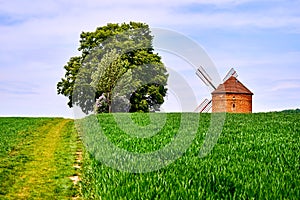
57, 22, 168, 113
57, 56, 81, 108
280, 108, 300, 113
79, 113, 300, 199
129, 84, 167, 112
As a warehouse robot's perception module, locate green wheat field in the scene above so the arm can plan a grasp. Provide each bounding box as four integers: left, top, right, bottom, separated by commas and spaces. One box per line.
0, 112, 299, 199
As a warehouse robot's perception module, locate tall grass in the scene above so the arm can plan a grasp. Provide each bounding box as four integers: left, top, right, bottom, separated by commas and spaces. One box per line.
79, 113, 300, 199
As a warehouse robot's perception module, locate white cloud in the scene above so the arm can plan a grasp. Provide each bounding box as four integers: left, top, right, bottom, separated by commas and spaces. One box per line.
0, 0, 299, 116
1, 0, 299, 31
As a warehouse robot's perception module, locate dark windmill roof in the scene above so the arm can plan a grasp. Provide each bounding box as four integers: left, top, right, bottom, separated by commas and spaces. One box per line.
212, 76, 253, 95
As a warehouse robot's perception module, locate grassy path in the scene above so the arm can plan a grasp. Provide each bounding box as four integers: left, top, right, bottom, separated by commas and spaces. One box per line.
1, 118, 80, 200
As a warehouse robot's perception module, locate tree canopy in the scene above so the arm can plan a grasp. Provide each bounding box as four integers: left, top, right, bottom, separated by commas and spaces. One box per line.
57, 22, 168, 114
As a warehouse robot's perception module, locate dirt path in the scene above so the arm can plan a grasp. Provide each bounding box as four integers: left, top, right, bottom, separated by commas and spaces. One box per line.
6, 119, 77, 199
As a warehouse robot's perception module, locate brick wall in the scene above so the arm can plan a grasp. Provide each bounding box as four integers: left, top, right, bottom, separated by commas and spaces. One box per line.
212, 93, 252, 113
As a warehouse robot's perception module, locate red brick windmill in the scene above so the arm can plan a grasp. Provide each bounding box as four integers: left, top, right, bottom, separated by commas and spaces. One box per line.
195, 67, 253, 113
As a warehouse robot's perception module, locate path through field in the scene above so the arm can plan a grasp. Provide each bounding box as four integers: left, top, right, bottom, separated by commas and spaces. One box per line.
0, 118, 81, 200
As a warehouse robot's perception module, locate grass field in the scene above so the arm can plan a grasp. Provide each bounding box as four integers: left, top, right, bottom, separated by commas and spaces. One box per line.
0, 117, 81, 199
79, 112, 300, 199
0, 112, 299, 199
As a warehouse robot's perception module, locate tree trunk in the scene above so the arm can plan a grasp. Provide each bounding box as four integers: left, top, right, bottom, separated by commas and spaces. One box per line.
108, 92, 112, 113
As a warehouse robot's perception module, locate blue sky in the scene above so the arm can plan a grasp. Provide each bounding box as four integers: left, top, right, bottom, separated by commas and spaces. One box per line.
0, 0, 300, 117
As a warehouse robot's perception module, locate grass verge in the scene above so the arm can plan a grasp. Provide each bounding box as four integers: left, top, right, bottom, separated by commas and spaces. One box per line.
0, 118, 81, 199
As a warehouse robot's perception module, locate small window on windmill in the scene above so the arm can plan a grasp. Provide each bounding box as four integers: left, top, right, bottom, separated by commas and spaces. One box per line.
233, 103, 235, 108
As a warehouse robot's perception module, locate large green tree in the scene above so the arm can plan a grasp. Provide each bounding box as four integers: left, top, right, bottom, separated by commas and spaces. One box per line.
57, 22, 168, 114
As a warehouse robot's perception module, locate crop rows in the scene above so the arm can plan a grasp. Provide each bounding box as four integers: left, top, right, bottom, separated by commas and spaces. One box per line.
79, 112, 300, 199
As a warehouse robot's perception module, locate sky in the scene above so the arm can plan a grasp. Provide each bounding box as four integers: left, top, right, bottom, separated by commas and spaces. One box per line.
0, 0, 300, 118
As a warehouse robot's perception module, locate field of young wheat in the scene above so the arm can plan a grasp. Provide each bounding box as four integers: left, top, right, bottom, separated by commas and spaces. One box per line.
1, 112, 299, 199
79, 112, 299, 199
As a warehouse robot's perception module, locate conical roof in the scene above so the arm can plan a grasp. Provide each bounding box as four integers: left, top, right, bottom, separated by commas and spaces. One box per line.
212, 76, 253, 95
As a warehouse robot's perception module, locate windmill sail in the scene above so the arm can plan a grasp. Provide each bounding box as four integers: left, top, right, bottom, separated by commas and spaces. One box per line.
194, 98, 212, 113
202, 100, 212, 113
223, 68, 238, 82
196, 66, 217, 90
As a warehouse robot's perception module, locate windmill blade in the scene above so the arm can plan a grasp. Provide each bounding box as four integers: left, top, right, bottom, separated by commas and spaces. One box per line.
223, 68, 238, 82
194, 98, 212, 113
196, 66, 217, 90
194, 98, 209, 112
202, 100, 212, 113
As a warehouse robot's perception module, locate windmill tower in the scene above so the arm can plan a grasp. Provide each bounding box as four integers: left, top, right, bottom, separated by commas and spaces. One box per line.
194, 67, 238, 113
211, 76, 253, 113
